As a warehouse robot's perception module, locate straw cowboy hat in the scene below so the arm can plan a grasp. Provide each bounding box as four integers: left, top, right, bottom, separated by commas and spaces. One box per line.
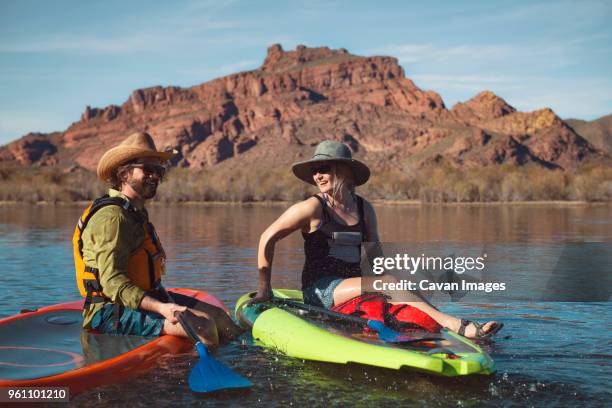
292, 140, 370, 186
96, 132, 175, 182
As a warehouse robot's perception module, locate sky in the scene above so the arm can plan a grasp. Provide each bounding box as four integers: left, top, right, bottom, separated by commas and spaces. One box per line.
0, 0, 610, 145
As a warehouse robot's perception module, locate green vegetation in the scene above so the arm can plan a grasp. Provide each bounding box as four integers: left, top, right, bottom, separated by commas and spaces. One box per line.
404, 162, 612, 203
0, 163, 610, 203
0, 165, 103, 203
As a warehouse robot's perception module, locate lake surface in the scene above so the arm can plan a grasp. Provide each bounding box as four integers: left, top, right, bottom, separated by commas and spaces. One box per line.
0, 203, 610, 406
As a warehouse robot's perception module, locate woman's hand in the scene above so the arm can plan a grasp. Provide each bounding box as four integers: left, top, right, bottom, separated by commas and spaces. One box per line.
248, 286, 273, 305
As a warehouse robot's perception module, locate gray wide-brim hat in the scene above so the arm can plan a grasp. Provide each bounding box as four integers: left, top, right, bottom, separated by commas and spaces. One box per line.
291, 140, 370, 186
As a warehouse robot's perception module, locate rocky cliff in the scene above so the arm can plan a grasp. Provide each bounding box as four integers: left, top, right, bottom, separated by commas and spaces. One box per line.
0, 44, 606, 173
566, 114, 612, 154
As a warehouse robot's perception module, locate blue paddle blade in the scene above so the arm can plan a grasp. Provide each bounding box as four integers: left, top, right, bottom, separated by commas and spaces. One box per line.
366, 319, 407, 343
366, 320, 444, 344
188, 342, 252, 393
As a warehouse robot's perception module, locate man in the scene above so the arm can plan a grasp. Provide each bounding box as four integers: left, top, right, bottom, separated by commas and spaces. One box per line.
73, 131, 241, 348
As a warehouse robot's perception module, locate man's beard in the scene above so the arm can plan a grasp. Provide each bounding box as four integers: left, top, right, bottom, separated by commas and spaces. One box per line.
128, 178, 158, 199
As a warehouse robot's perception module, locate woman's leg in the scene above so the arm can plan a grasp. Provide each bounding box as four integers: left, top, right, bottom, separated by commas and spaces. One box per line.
333, 276, 500, 339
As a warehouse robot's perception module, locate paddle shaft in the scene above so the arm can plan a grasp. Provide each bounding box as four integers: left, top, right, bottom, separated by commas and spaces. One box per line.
270, 297, 374, 326
160, 287, 200, 343
270, 297, 443, 343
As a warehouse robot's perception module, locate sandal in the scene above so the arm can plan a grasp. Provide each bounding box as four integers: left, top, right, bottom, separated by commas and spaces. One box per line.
457, 319, 504, 340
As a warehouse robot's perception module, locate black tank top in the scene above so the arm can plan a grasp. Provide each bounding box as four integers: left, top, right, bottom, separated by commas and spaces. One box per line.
301, 194, 366, 290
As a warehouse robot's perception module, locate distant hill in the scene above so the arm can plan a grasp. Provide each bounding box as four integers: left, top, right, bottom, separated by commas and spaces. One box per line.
0, 44, 608, 174
565, 114, 612, 154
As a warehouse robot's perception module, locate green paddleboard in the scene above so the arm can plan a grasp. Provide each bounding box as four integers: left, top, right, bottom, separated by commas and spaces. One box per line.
235, 289, 495, 377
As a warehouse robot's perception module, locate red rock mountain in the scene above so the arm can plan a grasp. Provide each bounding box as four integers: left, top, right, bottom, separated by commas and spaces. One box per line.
566, 114, 612, 154
0, 44, 606, 172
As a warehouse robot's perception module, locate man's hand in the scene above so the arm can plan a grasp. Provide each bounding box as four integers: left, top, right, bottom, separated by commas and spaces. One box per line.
159, 303, 187, 324
140, 295, 187, 323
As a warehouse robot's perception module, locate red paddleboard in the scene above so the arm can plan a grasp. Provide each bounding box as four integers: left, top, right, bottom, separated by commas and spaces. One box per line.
0, 288, 227, 395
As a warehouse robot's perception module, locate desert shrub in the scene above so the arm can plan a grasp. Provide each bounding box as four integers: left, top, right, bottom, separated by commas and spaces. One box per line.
0, 162, 610, 203
568, 165, 612, 201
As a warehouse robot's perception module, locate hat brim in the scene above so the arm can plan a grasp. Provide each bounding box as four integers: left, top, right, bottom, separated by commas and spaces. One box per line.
97, 146, 175, 182
292, 157, 370, 186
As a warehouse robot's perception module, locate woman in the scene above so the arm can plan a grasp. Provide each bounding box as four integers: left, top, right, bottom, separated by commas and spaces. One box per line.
251, 140, 502, 339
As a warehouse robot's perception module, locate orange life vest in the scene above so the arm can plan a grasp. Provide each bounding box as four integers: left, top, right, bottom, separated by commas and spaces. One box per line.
73, 195, 167, 309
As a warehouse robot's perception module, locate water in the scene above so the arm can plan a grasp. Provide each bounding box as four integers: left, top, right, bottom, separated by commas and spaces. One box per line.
0, 203, 610, 406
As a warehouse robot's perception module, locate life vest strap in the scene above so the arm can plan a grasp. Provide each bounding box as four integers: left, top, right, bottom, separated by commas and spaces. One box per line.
82, 272, 106, 310
78, 196, 140, 234
84, 265, 99, 275
84, 278, 103, 293
83, 294, 107, 310
112, 303, 123, 332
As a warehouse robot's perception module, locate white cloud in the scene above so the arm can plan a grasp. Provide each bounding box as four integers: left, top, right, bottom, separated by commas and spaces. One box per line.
0, 2, 248, 55
0, 34, 156, 54
0, 27, 251, 55
367, 35, 612, 119
438, 0, 612, 38
412, 74, 525, 84
410, 74, 526, 96
177, 60, 259, 80
412, 73, 612, 119
509, 83, 612, 119
293, 0, 343, 17
368, 42, 581, 69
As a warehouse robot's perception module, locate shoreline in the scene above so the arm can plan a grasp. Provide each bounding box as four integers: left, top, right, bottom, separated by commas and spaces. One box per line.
1, 199, 610, 207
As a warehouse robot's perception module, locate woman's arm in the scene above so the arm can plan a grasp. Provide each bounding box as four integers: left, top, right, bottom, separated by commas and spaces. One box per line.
362, 198, 385, 294
362, 199, 380, 242
252, 199, 318, 302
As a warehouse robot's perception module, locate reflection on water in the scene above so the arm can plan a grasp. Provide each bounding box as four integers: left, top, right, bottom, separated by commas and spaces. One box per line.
0, 203, 610, 406
0, 307, 151, 381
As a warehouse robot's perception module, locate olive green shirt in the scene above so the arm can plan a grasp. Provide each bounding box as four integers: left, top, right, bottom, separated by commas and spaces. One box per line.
81, 189, 150, 328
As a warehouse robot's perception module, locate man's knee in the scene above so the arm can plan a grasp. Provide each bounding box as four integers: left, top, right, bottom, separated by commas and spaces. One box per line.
181, 309, 219, 350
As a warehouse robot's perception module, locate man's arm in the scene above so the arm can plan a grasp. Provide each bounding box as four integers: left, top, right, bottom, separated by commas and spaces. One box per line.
85, 207, 147, 309
86, 208, 188, 322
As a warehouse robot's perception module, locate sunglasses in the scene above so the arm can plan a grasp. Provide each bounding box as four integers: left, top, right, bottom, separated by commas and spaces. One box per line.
129, 163, 167, 178
311, 164, 332, 175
